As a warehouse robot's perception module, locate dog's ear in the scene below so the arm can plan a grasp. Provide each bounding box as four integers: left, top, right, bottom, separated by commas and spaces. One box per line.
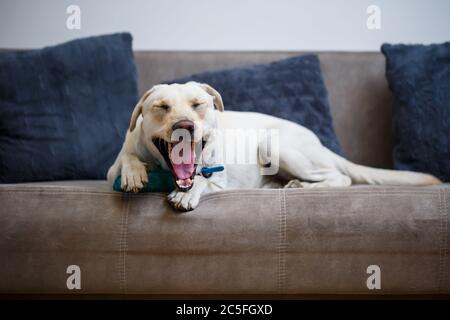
198, 83, 224, 112
129, 87, 156, 132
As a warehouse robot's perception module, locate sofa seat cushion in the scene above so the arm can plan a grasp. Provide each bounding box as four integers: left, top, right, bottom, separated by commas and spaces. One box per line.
0, 182, 449, 294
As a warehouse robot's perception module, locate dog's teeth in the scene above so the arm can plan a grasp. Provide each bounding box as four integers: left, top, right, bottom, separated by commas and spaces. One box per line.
176, 178, 193, 189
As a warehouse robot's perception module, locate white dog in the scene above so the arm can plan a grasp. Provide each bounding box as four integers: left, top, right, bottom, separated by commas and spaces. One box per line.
107, 82, 441, 211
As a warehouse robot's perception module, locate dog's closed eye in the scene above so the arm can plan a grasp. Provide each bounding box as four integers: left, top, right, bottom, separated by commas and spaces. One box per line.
156, 104, 170, 111
191, 101, 205, 109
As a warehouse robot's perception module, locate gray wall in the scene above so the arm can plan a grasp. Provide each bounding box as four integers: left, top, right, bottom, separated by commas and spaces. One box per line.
0, 0, 449, 51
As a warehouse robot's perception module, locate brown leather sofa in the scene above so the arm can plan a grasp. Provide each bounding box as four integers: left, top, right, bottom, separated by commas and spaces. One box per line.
0, 52, 449, 296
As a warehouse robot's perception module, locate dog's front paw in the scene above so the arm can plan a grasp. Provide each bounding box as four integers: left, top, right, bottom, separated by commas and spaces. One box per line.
168, 190, 200, 211
121, 163, 148, 193
284, 179, 307, 188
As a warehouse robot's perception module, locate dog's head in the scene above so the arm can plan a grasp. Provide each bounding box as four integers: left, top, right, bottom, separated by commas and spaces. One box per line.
128, 82, 224, 191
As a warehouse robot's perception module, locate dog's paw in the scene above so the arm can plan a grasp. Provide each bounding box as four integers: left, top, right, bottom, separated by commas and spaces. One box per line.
168, 190, 200, 211
425, 174, 442, 185
284, 179, 307, 188
121, 163, 148, 193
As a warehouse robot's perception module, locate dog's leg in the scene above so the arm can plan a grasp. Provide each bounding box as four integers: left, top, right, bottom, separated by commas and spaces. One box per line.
168, 172, 225, 211
120, 154, 148, 192
167, 176, 208, 211
280, 149, 352, 188
284, 174, 351, 188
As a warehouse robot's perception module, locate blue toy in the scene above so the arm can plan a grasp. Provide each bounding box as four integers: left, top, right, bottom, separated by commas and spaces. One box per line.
198, 165, 224, 177
113, 165, 224, 193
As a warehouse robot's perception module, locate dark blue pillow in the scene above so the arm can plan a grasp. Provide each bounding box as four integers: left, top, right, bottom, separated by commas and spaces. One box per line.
167, 54, 342, 154
382, 43, 450, 182
0, 33, 138, 183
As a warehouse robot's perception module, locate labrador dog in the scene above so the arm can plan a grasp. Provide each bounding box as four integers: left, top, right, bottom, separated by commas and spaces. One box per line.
107, 82, 441, 211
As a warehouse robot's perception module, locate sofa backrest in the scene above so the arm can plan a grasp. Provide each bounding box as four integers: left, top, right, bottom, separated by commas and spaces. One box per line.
135, 51, 393, 169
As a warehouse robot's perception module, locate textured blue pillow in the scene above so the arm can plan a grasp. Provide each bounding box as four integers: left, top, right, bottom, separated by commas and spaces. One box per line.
0, 33, 138, 183
167, 54, 342, 154
382, 43, 450, 182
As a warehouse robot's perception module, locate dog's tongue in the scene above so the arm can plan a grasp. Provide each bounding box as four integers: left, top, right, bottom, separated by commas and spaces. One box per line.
170, 141, 196, 180
172, 163, 195, 180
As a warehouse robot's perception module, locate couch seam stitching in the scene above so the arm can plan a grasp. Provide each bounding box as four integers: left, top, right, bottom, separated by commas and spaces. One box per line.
117, 195, 130, 293
0, 190, 166, 198
438, 189, 444, 292
116, 199, 123, 293
124, 195, 130, 293
277, 188, 287, 293
0, 189, 443, 196
117, 197, 123, 293
200, 191, 442, 200
284, 189, 289, 291
441, 189, 448, 292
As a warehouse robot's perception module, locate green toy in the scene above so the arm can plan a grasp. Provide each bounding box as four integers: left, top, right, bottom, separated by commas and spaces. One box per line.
113, 166, 224, 193
113, 169, 176, 193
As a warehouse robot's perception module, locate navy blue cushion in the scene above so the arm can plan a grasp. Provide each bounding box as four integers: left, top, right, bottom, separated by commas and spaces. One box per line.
382, 43, 450, 182
0, 33, 138, 183
167, 54, 342, 154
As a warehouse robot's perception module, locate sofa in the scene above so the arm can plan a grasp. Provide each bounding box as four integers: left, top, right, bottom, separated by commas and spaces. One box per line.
0, 51, 449, 296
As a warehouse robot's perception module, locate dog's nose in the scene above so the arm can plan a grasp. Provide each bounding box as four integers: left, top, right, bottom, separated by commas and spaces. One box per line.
172, 120, 195, 133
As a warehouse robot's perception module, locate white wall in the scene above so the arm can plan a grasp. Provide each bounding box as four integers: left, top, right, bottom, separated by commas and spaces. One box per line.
0, 0, 449, 51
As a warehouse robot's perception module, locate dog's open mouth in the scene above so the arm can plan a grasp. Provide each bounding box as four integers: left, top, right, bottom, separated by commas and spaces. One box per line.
153, 137, 197, 191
